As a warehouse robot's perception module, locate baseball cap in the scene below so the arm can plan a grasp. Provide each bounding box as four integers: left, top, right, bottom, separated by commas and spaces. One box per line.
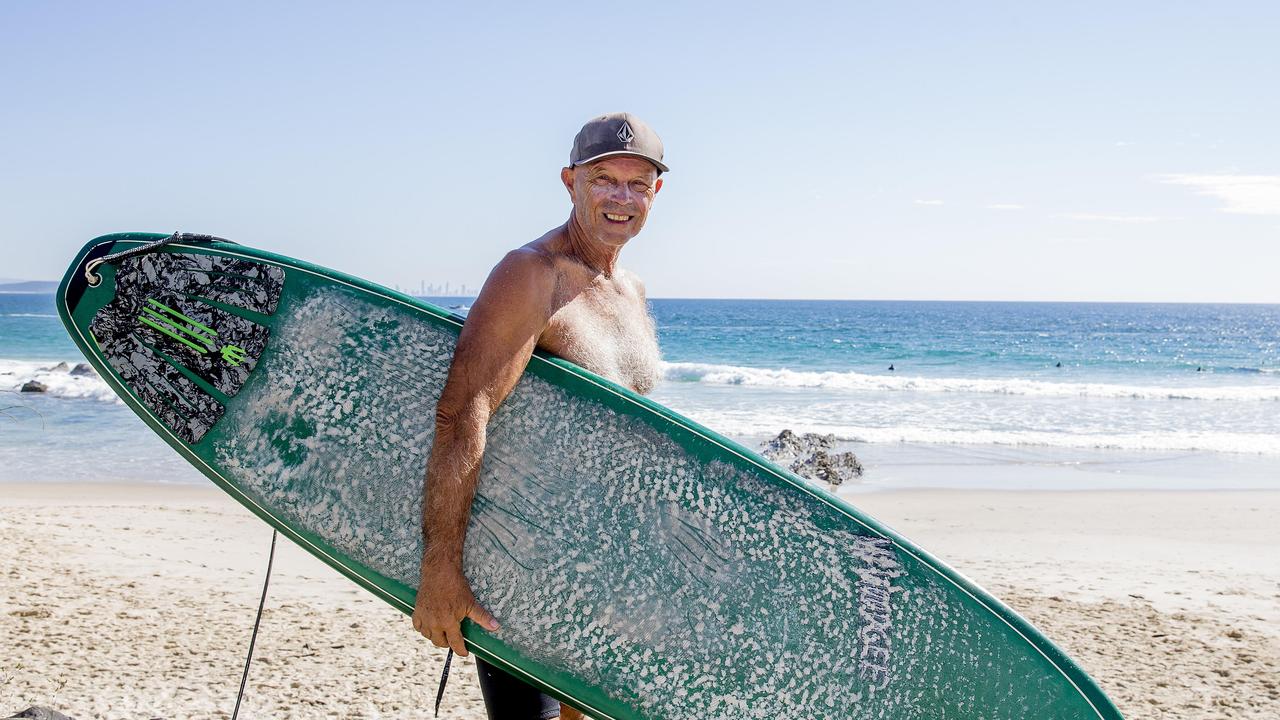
569, 112, 668, 174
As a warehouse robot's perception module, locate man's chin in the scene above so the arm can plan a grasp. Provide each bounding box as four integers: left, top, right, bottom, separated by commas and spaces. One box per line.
589, 226, 637, 245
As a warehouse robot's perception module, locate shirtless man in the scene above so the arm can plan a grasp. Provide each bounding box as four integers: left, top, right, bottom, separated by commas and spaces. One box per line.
412, 113, 668, 720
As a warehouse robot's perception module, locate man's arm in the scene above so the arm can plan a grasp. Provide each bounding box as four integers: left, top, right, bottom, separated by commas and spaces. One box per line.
412, 248, 556, 657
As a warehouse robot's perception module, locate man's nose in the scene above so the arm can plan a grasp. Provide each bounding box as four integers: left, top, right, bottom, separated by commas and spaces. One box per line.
607, 183, 633, 204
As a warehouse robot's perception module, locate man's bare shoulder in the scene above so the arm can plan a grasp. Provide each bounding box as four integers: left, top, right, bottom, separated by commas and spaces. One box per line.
519, 227, 574, 268
466, 247, 558, 329
495, 244, 556, 275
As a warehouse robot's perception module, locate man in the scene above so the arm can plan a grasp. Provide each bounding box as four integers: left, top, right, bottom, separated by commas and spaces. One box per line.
412, 113, 667, 720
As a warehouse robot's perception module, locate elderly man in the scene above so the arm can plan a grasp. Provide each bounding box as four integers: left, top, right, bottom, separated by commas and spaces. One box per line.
412, 113, 667, 720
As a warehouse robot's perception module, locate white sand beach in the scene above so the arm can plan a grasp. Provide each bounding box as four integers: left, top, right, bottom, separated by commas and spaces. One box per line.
2, 483, 1277, 719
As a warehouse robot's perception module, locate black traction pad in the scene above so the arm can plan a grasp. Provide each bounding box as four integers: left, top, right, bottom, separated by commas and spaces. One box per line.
89, 252, 285, 443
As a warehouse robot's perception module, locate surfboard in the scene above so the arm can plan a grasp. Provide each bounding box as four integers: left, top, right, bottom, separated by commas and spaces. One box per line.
57, 233, 1124, 720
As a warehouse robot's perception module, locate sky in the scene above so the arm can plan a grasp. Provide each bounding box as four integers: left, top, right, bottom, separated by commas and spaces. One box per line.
2, 1, 1278, 302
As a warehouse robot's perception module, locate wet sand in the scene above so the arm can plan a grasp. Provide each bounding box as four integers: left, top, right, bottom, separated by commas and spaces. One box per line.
2, 483, 1277, 719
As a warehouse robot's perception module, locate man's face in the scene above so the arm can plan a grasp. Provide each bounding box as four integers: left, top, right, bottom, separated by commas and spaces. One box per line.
561, 156, 663, 247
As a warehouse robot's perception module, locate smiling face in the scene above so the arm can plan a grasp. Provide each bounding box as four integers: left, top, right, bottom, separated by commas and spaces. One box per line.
562, 156, 663, 247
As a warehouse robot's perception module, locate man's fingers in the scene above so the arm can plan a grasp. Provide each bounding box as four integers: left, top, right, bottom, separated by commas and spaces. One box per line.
444, 627, 469, 657
414, 617, 434, 642
427, 628, 448, 649
467, 602, 500, 632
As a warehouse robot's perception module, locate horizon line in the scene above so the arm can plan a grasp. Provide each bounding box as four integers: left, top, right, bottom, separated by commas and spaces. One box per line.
3, 281, 1276, 306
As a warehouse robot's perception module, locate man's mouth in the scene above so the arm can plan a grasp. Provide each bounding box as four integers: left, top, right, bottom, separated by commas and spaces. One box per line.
604, 213, 633, 223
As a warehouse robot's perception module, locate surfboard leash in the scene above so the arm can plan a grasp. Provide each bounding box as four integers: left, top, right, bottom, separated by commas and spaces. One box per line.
84, 231, 237, 287
231, 528, 278, 720
229, 526, 456, 717
435, 648, 454, 716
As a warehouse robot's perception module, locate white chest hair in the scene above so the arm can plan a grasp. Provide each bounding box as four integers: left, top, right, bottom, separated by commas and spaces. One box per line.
542, 289, 662, 395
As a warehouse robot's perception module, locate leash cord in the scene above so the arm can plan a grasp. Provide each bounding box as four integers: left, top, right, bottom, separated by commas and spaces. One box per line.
231, 528, 278, 720
434, 648, 454, 716
84, 232, 236, 286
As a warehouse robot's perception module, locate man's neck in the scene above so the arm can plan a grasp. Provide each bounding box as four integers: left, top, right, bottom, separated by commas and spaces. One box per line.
564, 215, 622, 277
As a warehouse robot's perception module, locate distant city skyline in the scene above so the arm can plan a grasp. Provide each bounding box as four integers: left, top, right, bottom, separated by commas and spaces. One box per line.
3, 3, 1278, 303
406, 281, 472, 298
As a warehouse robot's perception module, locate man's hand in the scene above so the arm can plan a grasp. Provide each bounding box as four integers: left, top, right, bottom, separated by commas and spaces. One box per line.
412, 561, 500, 657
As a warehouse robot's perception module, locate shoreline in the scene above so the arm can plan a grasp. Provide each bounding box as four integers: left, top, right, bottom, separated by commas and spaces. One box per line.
3, 482, 1278, 718
844, 441, 1280, 492
7, 422, 1280, 489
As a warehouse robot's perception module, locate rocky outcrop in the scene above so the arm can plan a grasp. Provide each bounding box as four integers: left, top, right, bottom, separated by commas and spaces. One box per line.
792, 450, 864, 485
6, 708, 76, 720
19, 380, 47, 393
760, 429, 863, 486
69, 363, 96, 377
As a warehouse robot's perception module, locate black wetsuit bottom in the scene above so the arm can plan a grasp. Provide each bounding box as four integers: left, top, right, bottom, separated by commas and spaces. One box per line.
475, 657, 561, 720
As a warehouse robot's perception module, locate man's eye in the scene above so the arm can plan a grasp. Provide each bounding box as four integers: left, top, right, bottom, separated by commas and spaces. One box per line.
592, 176, 612, 186
629, 181, 651, 192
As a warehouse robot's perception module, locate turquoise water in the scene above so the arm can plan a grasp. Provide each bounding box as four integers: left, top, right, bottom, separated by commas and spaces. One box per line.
654, 299, 1280, 381
3, 293, 1279, 487
646, 299, 1280, 454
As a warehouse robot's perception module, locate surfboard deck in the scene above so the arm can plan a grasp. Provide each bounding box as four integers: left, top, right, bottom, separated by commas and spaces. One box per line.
57, 233, 1123, 720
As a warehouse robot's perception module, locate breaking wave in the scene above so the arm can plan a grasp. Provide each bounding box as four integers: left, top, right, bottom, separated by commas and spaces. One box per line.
661, 362, 1280, 402
0, 358, 118, 403
681, 411, 1280, 455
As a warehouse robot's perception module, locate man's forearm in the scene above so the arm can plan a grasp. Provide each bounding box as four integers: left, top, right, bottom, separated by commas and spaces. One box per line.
421, 406, 488, 572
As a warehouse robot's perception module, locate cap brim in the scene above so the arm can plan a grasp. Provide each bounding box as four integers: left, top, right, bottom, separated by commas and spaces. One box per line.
572, 150, 668, 174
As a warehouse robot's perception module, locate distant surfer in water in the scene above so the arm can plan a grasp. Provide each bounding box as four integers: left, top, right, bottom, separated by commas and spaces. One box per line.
413, 113, 667, 720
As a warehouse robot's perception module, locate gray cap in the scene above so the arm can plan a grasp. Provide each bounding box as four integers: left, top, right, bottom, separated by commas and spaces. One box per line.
569, 112, 668, 174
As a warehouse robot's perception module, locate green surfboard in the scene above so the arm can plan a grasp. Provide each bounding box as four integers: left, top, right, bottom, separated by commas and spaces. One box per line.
57, 233, 1123, 719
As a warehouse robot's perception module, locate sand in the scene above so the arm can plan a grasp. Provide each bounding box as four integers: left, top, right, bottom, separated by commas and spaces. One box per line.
2, 483, 1277, 719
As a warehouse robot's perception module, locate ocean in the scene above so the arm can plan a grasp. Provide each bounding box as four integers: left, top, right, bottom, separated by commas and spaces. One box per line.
3, 293, 1279, 490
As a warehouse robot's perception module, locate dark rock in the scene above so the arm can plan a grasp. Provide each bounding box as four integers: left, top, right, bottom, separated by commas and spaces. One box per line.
20, 381, 48, 393
69, 363, 97, 377
759, 429, 836, 463
760, 429, 804, 461
791, 449, 864, 485
7, 708, 77, 720
760, 430, 862, 485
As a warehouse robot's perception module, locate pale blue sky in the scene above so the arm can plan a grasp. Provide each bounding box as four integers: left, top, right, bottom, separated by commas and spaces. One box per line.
3, 1, 1278, 301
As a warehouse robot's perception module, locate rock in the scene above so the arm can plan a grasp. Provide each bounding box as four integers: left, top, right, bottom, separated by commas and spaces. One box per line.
20, 381, 48, 393
69, 363, 96, 377
791, 449, 864, 485
760, 430, 862, 486
760, 429, 804, 461
47, 362, 70, 372
7, 708, 77, 720
759, 429, 836, 463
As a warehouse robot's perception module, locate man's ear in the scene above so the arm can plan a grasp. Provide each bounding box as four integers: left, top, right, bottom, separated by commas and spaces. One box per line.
561, 167, 576, 200
653, 177, 663, 195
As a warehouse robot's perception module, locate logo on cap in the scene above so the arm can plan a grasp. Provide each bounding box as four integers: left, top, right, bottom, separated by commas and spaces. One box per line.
617, 121, 634, 144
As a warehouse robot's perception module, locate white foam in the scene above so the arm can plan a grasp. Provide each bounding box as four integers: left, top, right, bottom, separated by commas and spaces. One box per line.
679, 409, 1280, 455
662, 361, 1280, 402
0, 358, 119, 402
